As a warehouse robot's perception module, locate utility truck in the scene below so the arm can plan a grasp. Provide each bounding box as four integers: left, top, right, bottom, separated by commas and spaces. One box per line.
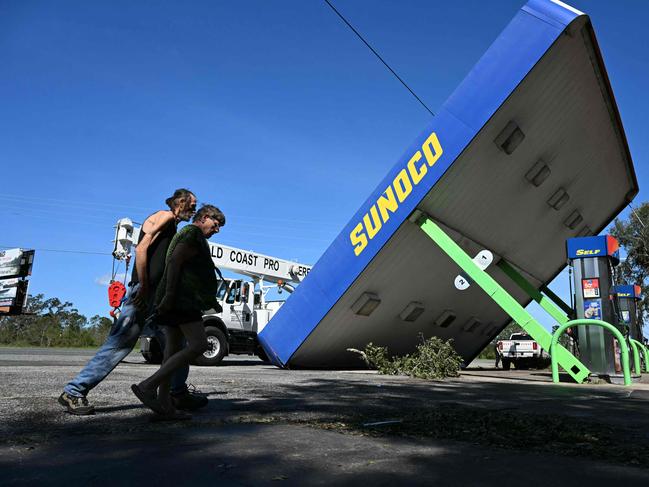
496, 333, 550, 370
111, 218, 311, 366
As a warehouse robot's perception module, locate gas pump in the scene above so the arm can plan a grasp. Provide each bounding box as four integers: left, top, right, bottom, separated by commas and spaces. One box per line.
567, 235, 626, 380
611, 284, 643, 342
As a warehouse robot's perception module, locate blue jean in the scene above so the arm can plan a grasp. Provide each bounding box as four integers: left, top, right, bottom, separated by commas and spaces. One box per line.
64, 283, 189, 398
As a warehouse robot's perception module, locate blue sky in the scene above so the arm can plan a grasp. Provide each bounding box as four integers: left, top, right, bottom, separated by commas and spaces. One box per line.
1, 0, 648, 331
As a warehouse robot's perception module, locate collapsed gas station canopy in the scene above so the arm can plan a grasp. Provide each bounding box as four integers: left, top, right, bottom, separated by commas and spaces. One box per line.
259, 0, 638, 368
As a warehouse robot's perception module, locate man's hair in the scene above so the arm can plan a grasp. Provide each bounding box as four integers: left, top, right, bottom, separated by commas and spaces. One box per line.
193, 204, 226, 226
165, 188, 194, 210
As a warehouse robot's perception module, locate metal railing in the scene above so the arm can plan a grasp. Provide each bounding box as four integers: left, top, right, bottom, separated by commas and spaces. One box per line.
629, 338, 649, 374
551, 320, 631, 386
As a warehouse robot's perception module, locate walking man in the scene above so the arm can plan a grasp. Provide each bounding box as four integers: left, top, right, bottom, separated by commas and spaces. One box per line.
58, 189, 206, 415
132, 204, 225, 419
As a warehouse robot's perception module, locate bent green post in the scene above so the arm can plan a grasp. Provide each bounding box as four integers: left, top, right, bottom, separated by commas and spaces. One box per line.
551, 319, 631, 386
497, 259, 570, 326
629, 339, 642, 375
629, 338, 649, 373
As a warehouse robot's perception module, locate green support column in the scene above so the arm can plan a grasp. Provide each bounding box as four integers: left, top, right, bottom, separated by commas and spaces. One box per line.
539, 285, 574, 318
417, 216, 590, 384
497, 260, 570, 326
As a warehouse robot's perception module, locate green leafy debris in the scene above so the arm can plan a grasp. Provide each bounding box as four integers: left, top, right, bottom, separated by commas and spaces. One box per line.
348, 334, 463, 380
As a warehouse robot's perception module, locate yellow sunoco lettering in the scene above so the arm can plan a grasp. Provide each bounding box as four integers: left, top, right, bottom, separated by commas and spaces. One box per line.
350, 223, 368, 256
348, 131, 442, 257
377, 187, 398, 223
393, 169, 413, 202
407, 151, 426, 184
363, 205, 382, 239
422, 132, 443, 167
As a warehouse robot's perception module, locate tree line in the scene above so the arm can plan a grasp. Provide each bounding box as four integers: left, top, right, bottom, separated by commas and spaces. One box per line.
0, 294, 113, 348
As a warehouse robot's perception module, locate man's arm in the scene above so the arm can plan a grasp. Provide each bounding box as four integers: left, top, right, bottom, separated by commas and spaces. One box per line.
133, 210, 174, 305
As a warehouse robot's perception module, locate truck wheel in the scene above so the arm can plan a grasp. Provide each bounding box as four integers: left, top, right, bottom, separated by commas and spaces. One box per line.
502, 358, 511, 371
140, 337, 163, 364
193, 326, 227, 366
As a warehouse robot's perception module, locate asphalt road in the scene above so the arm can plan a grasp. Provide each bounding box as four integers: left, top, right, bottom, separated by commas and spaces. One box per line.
1, 347, 649, 486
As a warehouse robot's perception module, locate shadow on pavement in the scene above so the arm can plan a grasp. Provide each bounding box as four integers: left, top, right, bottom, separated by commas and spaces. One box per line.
2, 375, 649, 485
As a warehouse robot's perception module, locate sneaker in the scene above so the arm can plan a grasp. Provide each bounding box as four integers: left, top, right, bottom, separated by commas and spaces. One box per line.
58, 392, 95, 416
131, 384, 166, 415
171, 384, 208, 411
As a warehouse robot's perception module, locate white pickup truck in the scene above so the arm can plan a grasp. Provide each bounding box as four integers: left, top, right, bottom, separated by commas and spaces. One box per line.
497, 333, 549, 370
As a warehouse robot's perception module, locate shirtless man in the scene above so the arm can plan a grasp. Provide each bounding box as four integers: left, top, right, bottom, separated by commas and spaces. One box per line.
58, 189, 205, 415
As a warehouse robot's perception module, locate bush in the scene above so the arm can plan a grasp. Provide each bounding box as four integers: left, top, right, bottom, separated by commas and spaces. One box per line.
348, 334, 463, 380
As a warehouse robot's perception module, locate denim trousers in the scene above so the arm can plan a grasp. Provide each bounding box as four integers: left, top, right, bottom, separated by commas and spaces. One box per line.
64, 283, 189, 397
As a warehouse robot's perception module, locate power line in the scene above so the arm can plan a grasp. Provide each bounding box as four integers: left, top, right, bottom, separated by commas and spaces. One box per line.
0, 193, 151, 212
323, 0, 435, 117
0, 194, 340, 227
0, 245, 110, 256
3, 205, 338, 229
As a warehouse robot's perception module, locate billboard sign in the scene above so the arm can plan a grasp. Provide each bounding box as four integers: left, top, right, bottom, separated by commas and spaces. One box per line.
0, 248, 35, 279
0, 278, 29, 309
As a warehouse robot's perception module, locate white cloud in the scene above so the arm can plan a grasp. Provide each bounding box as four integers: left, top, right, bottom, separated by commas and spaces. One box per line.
95, 273, 127, 287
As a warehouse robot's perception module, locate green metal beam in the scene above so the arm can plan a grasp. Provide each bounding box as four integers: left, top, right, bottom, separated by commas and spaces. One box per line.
417, 216, 590, 384
539, 284, 574, 318
496, 260, 570, 326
